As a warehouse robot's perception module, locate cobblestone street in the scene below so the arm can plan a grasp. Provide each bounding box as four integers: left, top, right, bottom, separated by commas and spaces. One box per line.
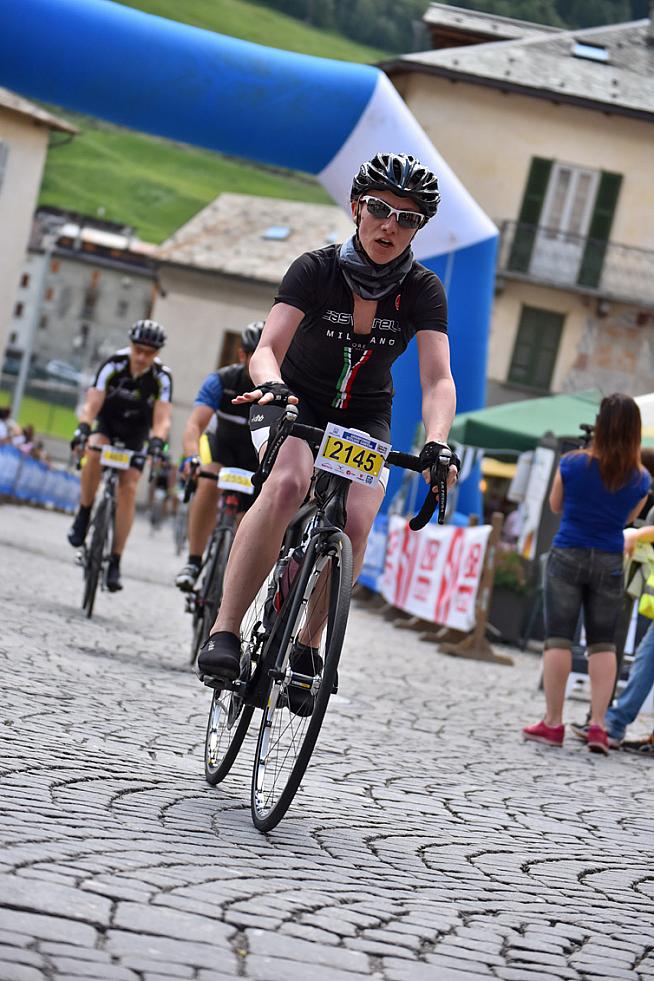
1, 502, 653, 981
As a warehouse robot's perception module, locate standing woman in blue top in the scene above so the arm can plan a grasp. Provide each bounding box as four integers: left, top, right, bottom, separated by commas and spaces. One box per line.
523, 394, 650, 755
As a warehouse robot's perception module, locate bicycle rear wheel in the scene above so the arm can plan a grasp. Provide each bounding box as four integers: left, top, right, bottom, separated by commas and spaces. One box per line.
203, 561, 278, 783
173, 503, 187, 555
190, 527, 233, 665
82, 498, 111, 619
251, 534, 352, 832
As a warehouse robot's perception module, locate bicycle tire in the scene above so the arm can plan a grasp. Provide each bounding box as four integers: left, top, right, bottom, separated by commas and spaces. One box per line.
173, 506, 187, 556
203, 560, 279, 784
82, 497, 110, 619
204, 690, 255, 785
250, 534, 352, 832
190, 527, 233, 665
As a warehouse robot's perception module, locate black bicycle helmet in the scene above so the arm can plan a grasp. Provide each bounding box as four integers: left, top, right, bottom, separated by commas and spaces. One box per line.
129, 319, 167, 349
350, 152, 441, 219
241, 321, 264, 353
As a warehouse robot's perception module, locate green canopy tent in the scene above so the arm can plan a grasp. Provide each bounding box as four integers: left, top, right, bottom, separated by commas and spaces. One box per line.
449, 390, 602, 454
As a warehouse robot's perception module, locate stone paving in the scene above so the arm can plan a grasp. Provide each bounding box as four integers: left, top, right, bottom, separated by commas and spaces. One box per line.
0, 502, 653, 981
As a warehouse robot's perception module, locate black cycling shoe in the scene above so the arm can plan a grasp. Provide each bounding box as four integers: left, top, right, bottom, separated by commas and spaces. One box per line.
106, 558, 123, 592
175, 561, 201, 592
197, 631, 241, 681
67, 508, 90, 547
287, 643, 323, 718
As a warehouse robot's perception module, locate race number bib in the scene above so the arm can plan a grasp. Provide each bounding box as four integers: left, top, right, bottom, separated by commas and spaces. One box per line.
218, 467, 255, 495
315, 423, 390, 486
100, 445, 132, 470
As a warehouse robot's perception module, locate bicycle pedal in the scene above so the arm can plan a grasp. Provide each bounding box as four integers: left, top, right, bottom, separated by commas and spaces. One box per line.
75, 550, 85, 567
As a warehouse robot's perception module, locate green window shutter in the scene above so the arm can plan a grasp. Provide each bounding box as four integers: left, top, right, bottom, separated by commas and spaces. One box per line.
508, 306, 564, 391
508, 157, 552, 273
577, 170, 622, 288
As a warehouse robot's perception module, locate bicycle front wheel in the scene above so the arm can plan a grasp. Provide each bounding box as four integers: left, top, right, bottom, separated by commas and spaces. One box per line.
190, 527, 233, 665
82, 498, 111, 619
251, 534, 352, 832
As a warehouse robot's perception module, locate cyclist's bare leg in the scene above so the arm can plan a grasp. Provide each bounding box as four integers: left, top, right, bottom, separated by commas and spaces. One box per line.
211, 437, 314, 635
300, 479, 384, 647
79, 433, 108, 507
188, 462, 219, 556
113, 467, 140, 554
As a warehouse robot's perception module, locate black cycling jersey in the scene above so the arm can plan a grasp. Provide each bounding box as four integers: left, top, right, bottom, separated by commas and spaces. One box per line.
195, 363, 258, 472
276, 244, 447, 415
93, 348, 173, 427
194, 363, 251, 432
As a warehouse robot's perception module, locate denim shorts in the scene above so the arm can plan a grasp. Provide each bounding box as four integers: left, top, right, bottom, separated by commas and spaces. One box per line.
544, 547, 624, 653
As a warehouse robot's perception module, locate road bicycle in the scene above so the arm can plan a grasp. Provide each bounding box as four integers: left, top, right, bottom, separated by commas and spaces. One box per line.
78, 443, 145, 618
200, 405, 453, 832
185, 466, 255, 665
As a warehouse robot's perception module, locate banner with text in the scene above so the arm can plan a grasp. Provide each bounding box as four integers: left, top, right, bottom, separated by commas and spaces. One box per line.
380, 515, 491, 632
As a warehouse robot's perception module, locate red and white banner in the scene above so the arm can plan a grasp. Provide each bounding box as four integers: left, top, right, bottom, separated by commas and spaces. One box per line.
380, 516, 491, 632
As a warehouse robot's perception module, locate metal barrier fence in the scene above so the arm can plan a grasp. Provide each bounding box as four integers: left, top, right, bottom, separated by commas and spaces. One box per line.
0, 444, 79, 513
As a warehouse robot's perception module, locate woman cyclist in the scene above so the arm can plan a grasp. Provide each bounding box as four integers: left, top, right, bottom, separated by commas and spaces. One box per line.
197, 152, 458, 682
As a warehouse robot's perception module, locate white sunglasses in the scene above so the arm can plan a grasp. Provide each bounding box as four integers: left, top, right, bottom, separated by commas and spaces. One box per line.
360, 195, 426, 230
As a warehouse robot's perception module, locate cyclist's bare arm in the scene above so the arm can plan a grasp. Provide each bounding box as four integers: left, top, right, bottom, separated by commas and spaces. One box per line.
77, 387, 105, 428
151, 400, 172, 442
416, 330, 457, 489
182, 405, 214, 458
232, 304, 303, 406
549, 470, 563, 514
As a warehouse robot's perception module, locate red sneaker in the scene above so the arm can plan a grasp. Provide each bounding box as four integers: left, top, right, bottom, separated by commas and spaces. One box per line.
587, 724, 609, 755
522, 720, 564, 747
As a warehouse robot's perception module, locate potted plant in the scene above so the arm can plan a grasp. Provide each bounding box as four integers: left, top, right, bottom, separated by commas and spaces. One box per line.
489, 549, 531, 645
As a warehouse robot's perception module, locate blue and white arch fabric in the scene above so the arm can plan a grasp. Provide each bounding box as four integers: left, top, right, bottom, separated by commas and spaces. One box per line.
0, 0, 496, 509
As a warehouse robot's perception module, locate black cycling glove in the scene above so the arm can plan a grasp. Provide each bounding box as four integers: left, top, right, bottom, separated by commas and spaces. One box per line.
419, 441, 461, 475
148, 436, 166, 459
70, 422, 91, 451
257, 381, 293, 405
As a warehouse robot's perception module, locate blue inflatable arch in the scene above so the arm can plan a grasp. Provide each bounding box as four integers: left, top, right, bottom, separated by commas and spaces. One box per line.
0, 0, 497, 511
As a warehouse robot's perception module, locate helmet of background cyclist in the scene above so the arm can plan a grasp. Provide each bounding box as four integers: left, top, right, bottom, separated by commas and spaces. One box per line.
128, 319, 167, 350
241, 321, 264, 353
350, 152, 441, 220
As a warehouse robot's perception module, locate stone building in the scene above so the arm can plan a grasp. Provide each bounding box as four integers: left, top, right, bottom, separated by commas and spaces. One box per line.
0, 88, 76, 360
382, 3, 654, 403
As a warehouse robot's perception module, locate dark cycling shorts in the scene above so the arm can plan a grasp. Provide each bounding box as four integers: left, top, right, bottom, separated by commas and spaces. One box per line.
93, 414, 147, 469
544, 546, 624, 654
205, 423, 259, 473
249, 398, 391, 492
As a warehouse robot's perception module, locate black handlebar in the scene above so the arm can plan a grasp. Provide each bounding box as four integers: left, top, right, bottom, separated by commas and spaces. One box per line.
254, 406, 453, 529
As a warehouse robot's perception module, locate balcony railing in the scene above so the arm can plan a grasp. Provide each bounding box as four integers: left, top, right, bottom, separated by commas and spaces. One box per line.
497, 221, 654, 309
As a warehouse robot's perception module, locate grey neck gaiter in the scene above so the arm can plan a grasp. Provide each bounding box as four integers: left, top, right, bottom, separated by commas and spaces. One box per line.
338, 235, 413, 301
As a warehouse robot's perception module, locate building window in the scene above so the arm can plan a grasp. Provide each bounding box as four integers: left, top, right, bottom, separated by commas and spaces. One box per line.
13, 302, 24, 318
39, 315, 48, 330
9, 331, 17, 345
116, 298, 129, 318
50, 259, 60, 273
508, 306, 564, 391
45, 286, 55, 301
20, 273, 30, 288
218, 331, 242, 367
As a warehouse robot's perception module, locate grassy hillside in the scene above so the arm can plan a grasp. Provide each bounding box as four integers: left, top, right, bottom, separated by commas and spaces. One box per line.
39, 115, 332, 244
112, 0, 388, 61
39, 0, 382, 242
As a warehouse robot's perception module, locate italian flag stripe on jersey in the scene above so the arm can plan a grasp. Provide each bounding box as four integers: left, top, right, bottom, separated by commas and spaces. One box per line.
332, 347, 373, 409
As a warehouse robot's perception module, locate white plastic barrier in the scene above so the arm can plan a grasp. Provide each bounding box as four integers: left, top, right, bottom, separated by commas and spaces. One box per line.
380, 515, 491, 632
0, 445, 79, 513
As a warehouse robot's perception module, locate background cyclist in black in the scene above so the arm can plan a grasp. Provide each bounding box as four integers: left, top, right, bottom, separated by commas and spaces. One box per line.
175, 323, 263, 591
68, 320, 173, 591
198, 153, 458, 681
